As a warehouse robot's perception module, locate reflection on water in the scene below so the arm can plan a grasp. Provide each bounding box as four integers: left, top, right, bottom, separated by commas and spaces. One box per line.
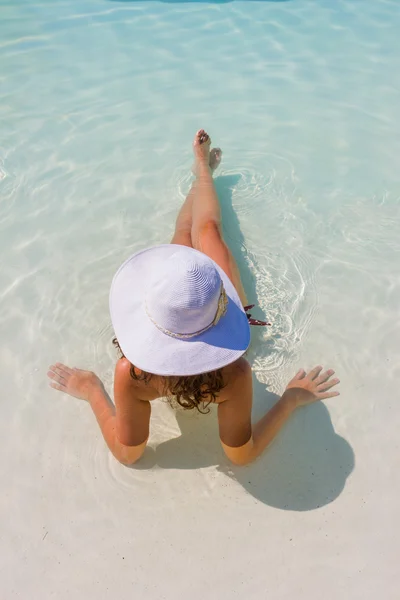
1, 0, 399, 595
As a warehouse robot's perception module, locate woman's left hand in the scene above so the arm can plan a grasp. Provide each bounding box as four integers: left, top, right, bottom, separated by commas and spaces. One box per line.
47, 363, 101, 401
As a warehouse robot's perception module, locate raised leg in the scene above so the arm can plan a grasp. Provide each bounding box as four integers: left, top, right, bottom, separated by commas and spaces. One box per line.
170, 184, 196, 248
171, 147, 222, 248
190, 130, 248, 307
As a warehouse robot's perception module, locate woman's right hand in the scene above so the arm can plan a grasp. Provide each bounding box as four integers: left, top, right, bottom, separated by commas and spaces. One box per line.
47, 363, 101, 402
284, 366, 340, 408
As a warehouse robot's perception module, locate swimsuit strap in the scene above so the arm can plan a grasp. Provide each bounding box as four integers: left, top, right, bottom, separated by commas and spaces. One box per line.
244, 305, 271, 327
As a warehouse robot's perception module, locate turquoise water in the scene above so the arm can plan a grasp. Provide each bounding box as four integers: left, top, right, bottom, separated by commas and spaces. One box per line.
1, 1, 399, 598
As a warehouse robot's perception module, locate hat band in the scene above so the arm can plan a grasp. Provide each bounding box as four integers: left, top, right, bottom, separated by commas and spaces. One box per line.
145, 284, 228, 340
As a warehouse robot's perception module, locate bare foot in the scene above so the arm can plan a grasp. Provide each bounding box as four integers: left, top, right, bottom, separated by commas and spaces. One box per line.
192, 129, 222, 175
209, 147, 222, 173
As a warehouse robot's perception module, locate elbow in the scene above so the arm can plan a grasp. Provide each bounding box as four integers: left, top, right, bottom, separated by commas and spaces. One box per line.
221, 439, 256, 466
226, 453, 255, 467
113, 440, 147, 466
117, 451, 144, 467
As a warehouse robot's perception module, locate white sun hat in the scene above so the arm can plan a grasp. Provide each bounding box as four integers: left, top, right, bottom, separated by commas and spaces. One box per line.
109, 244, 250, 376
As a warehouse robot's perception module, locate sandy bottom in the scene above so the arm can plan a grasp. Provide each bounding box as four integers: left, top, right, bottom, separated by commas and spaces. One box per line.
1, 0, 399, 598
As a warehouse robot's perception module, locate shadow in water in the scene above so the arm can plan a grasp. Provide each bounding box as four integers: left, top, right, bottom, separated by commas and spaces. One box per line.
154, 390, 354, 511
225, 383, 354, 511
216, 174, 269, 356
131, 173, 355, 511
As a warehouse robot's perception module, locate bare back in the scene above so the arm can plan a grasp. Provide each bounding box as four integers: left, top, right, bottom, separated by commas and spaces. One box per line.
114, 356, 253, 451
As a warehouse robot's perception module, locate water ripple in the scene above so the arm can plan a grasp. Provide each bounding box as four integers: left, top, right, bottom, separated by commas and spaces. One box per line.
1, 2, 400, 592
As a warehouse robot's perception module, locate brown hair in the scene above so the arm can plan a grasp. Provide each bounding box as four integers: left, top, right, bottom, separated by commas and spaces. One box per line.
112, 338, 225, 413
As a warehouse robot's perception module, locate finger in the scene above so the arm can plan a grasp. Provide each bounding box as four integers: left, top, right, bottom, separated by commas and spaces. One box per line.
293, 369, 306, 381
50, 365, 70, 380
55, 362, 73, 375
317, 391, 340, 400
49, 382, 66, 392
307, 365, 323, 380
47, 371, 67, 386
315, 369, 335, 384
318, 378, 340, 392
48, 368, 69, 386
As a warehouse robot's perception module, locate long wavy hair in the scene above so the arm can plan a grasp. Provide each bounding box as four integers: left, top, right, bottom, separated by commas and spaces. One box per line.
112, 338, 225, 413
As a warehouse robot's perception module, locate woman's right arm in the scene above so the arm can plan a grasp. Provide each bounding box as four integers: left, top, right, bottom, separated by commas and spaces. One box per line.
218, 362, 340, 466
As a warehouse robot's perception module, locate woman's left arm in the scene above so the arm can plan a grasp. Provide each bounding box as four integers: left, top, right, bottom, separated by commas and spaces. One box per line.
47, 360, 150, 465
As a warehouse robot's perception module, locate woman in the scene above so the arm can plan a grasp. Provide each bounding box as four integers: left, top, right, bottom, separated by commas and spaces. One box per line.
47, 130, 340, 466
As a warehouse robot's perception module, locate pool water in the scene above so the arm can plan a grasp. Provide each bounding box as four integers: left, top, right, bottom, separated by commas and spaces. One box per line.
1, 1, 399, 598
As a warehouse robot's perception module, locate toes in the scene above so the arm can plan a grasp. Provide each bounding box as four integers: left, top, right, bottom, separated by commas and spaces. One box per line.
195, 129, 210, 145
210, 147, 222, 160
209, 148, 222, 168
193, 130, 201, 146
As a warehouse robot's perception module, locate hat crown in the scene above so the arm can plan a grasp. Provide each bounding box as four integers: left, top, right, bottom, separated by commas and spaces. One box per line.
145, 251, 222, 336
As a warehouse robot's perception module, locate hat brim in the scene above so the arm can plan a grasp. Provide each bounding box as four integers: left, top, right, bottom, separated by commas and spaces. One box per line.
109, 245, 250, 376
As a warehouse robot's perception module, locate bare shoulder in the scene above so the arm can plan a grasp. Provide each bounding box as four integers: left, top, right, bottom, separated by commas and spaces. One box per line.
114, 357, 136, 389
115, 357, 133, 378
217, 357, 252, 404
114, 358, 161, 402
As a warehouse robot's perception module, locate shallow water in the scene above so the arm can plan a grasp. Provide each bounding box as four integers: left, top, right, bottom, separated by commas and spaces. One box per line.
1, 0, 399, 598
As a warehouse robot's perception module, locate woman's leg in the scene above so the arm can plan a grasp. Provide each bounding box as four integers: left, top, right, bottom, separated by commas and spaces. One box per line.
190, 130, 248, 307
170, 184, 196, 248
170, 147, 222, 248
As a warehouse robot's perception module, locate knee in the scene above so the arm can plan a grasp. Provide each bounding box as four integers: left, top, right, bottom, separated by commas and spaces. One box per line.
200, 220, 222, 236
171, 229, 193, 248
195, 220, 222, 251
